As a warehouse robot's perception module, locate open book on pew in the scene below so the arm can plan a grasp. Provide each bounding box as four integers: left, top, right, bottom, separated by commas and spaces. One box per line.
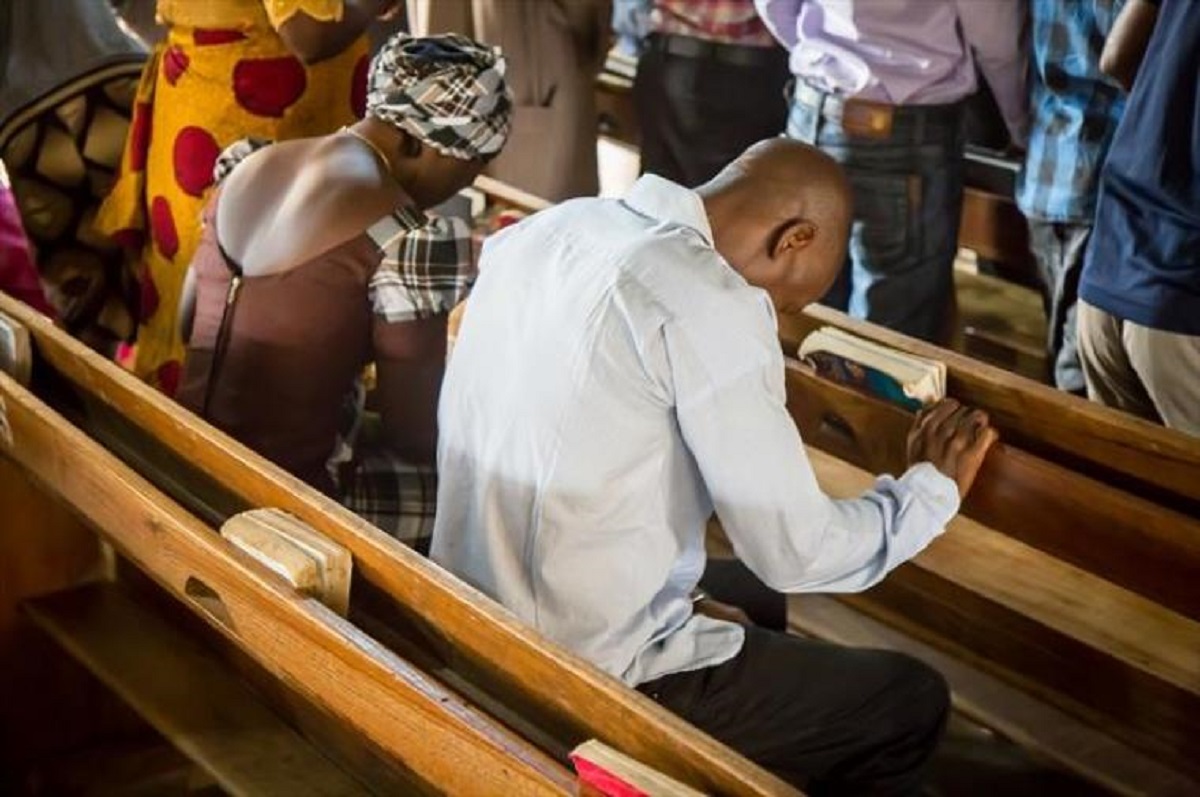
570, 740, 705, 797
798, 326, 946, 411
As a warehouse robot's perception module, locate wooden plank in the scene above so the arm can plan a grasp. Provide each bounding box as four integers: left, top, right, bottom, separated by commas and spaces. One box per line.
958, 187, 1039, 288
0, 295, 791, 795
806, 447, 1200, 779
25, 583, 369, 797
783, 360, 1200, 620
0, 371, 576, 796
473, 175, 552, 214
788, 594, 1200, 797
0, 457, 134, 774
778, 302, 1200, 507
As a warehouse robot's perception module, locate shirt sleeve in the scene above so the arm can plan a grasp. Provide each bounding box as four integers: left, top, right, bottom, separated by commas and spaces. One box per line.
954, 0, 1031, 146
753, 0, 803, 49
368, 215, 477, 324
664, 311, 959, 593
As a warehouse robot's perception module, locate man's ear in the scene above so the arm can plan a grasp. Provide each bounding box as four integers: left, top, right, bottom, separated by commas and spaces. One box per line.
772, 219, 817, 258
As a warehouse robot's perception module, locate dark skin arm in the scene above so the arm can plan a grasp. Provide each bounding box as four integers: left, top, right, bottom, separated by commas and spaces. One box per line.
373, 314, 448, 464
907, 399, 999, 499
274, 0, 401, 64
1100, 0, 1160, 92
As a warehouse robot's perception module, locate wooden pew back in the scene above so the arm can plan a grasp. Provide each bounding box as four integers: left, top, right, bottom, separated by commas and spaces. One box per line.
784, 360, 1200, 620
0, 367, 576, 795
778, 304, 1200, 510
0, 293, 793, 796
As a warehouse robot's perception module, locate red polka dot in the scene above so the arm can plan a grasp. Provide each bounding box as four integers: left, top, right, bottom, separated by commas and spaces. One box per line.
163, 46, 190, 85
156, 360, 182, 397
128, 100, 153, 172
173, 126, 220, 197
351, 54, 369, 118
193, 28, 247, 46
232, 57, 307, 118
150, 196, 179, 261
139, 269, 159, 322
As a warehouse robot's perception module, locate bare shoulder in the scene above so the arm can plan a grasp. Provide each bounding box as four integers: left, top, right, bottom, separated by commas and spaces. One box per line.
217, 138, 397, 277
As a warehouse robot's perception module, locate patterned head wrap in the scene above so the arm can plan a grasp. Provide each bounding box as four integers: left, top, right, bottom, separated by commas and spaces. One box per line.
367, 33, 512, 162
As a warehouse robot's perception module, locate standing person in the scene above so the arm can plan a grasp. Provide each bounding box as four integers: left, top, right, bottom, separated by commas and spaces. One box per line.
432, 139, 1000, 792
619, 0, 789, 187
1017, 0, 1127, 394
96, 0, 400, 395
407, 0, 609, 201
1078, 0, 1200, 435
755, 0, 1029, 342
177, 34, 511, 550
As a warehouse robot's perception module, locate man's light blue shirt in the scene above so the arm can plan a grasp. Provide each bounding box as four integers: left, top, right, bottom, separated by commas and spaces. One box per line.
431, 175, 959, 686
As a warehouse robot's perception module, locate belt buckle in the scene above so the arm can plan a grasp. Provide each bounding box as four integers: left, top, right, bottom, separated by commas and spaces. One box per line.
841, 99, 894, 140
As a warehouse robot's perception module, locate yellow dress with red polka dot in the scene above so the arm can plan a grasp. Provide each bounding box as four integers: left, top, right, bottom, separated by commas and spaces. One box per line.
96, 0, 369, 395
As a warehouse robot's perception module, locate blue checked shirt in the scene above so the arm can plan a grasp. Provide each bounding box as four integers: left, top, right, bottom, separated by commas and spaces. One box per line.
1016, 0, 1127, 223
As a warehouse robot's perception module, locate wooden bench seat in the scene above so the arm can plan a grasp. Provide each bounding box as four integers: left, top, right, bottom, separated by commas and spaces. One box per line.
806, 447, 1200, 783
787, 594, 1198, 797
0, 368, 578, 795
0, 295, 792, 795
25, 582, 368, 796
783, 360, 1200, 621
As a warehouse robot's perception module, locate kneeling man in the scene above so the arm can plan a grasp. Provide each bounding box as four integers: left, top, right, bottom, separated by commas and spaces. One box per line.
432, 139, 997, 794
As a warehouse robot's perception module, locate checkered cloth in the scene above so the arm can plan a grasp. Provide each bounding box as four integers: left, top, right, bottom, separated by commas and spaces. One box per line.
368, 33, 512, 161
1015, 0, 1126, 223
654, 0, 778, 47
338, 413, 438, 554
366, 211, 475, 322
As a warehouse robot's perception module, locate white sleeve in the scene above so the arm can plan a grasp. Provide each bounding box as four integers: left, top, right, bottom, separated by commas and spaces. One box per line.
665, 313, 959, 593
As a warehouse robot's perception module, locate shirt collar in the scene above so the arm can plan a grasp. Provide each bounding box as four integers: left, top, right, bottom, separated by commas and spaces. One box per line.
622, 174, 715, 247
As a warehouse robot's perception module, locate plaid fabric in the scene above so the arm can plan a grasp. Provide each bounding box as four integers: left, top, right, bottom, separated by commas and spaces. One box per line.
339, 417, 438, 554
1016, 0, 1126, 222
367, 212, 475, 323
368, 33, 512, 161
654, 0, 776, 47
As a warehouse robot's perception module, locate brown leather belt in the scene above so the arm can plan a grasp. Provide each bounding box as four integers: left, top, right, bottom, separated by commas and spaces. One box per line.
793, 80, 962, 140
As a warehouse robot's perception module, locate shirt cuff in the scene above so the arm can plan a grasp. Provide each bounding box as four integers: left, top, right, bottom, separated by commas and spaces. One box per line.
898, 461, 961, 529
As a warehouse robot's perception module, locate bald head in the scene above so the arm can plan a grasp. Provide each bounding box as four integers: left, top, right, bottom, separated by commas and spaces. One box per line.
698, 138, 851, 313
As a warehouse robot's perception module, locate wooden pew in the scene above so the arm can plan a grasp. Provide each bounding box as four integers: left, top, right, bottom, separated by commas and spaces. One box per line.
0, 294, 793, 795
778, 303, 1200, 511
784, 361, 1200, 621
0, 368, 576, 795
802, 448, 1200, 785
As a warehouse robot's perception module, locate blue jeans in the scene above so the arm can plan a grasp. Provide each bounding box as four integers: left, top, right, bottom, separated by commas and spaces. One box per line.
787, 92, 966, 342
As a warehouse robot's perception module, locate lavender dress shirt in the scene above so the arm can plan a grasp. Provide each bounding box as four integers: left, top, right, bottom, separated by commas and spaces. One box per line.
755, 0, 1029, 144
